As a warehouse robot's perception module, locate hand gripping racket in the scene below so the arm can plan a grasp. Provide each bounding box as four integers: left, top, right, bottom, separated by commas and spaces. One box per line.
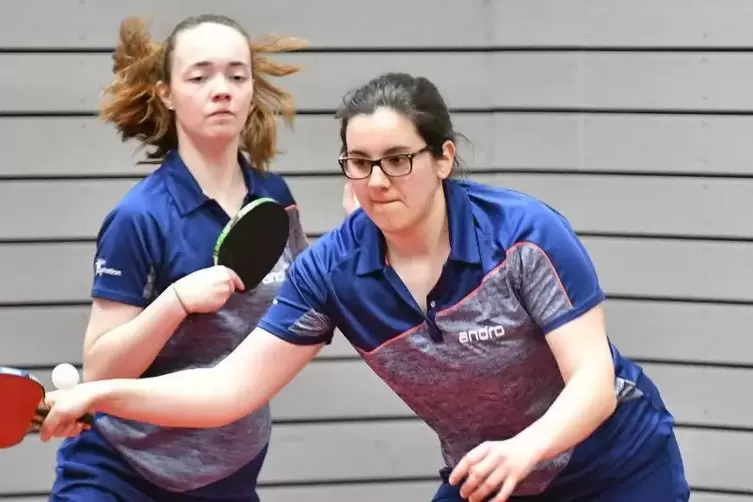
213, 197, 289, 292
0, 366, 93, 448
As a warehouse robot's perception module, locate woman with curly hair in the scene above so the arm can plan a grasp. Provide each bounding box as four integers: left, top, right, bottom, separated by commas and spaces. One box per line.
49, 14, 314, 502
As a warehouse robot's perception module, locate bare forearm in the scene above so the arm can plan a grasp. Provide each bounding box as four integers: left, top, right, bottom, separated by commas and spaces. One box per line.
518, 366, 617, 462
84, 288, 187, 381
86, 331, 322, 428
88, 367, 246, 428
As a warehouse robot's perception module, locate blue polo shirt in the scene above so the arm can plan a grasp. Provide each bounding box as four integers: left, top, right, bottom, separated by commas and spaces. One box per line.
258, 178, 677, 498
56, 149, 308, 499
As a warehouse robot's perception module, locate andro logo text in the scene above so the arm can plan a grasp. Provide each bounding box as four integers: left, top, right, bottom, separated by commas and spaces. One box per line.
458, 325, 505, 344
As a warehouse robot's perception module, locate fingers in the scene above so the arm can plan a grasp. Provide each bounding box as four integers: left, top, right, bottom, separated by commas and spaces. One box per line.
451, 441, 525, 502
39, 413, 60, 442
38, 393, 61, 441
449, 442, 490, 485
220, 266, 245, 292
227, 269, 246, 293
490, 475, 519, 502
460, 454, 500, 501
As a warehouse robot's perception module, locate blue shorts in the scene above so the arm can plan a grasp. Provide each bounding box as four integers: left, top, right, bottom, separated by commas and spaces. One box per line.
49, 429, 268, 502
431, 431, 689, 502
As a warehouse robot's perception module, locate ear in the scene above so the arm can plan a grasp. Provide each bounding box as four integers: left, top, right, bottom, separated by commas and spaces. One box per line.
436, 140, 456, 180
156, 80, 173, 110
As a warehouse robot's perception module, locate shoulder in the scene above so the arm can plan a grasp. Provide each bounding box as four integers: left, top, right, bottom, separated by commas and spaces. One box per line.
290, 209, 371, 277
249, 170, 297, 208
460, 179, 577, 250
97, 172, 169, 241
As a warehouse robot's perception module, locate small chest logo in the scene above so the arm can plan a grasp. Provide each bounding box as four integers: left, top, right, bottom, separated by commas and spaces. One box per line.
458, 325, 505, 344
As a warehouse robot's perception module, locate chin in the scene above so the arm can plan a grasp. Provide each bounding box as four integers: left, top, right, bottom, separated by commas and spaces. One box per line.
202, 128, 242, 141
366, 210, 412, 234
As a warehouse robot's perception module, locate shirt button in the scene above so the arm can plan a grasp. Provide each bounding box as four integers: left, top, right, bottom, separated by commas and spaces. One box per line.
429, 301, 436, 308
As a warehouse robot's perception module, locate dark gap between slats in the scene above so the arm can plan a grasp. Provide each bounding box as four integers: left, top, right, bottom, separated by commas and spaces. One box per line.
6, 107, 753, 119
0, 485, 748, 500
5, 45, 753, 54
2, 169, 753, 180
2, 294, 753, 309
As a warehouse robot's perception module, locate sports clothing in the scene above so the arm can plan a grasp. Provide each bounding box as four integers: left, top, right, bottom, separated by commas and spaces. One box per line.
50, 150, 308, 500
257, 178, 689, 500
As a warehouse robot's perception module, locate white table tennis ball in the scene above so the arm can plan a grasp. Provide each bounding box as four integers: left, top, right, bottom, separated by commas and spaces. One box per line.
51, 363, 80, 390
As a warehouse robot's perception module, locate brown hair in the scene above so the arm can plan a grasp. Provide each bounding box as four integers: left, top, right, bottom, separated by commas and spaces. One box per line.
100, 14, 308, 171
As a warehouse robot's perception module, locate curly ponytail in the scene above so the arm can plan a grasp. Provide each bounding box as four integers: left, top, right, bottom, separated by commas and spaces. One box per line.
100, 17, 174, 159
99, 15, 307, 169
244, 35, 307, 171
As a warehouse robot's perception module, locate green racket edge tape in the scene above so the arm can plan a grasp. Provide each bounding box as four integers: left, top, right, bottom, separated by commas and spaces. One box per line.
213, 197, 279, 266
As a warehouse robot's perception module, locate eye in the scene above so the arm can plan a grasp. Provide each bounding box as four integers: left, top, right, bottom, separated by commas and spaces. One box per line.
384, 155, 409, 167
349, 158, 371, 169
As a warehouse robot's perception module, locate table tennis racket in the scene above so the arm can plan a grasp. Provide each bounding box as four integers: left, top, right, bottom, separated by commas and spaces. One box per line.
213, 197, 289, 292
0, 366, 93, 448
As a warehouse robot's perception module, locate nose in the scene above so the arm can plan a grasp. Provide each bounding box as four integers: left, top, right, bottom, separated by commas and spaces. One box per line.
210, 75, 231, 101
367, 164, 391, 189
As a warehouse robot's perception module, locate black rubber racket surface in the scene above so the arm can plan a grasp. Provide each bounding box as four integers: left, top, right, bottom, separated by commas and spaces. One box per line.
214, 197, 289, 292
0, 367, 93, 448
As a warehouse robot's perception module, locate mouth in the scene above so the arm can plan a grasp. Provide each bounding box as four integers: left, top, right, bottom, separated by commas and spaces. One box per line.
208, 110, 234, 118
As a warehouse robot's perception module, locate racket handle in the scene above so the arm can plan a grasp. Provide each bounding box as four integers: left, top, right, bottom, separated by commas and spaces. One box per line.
35, 407, 94, 426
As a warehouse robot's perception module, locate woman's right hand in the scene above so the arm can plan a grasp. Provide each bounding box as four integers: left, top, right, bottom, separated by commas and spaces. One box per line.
171, 265, 245, 314
39, 386, 100, 442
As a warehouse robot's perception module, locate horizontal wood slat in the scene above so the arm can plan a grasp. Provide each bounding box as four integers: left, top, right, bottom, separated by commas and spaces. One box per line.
7, 53, 753, 113
0, 0, 490, 49
3, 174, 751, 240
6, 0, 753, 49
0, 236, 748, 303
3, 300, 753, 368
491, 0, 753, 48
693, 495, 753, 502
6, 114, 753, 178
585, 237, 753, 303
0, 425, 748, 494
489, 52, 753, 112
0, 53, 490, 113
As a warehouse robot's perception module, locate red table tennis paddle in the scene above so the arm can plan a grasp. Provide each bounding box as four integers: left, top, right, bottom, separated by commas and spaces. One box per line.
0, 366, 93, 448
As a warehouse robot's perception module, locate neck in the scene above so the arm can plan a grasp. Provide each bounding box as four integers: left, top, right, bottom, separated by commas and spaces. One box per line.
177, 132, 244, 198
384, 184, 449, 262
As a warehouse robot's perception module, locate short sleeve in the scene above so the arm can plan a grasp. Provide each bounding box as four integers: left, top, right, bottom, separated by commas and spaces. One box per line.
91, 204, 164, 307
257, 247, 335, 346
512, 207, 605, 334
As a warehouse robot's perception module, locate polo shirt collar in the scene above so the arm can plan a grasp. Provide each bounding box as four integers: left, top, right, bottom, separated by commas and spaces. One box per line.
356, 179, 482, 275
163, 149, 257, 216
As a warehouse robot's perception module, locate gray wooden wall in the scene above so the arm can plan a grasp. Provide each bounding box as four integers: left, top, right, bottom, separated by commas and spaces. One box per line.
0, 1, 750, 500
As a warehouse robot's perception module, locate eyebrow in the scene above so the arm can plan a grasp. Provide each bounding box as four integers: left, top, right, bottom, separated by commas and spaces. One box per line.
347, 145, 415, 157
187, 60, 249, 70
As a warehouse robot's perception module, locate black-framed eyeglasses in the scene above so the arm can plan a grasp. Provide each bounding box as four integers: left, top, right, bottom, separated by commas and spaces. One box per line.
337, 145, 431, 180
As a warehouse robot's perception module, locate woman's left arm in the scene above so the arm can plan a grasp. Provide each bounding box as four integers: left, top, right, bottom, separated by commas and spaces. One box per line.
515, 302, 617, 462
450, 207, 617, 502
